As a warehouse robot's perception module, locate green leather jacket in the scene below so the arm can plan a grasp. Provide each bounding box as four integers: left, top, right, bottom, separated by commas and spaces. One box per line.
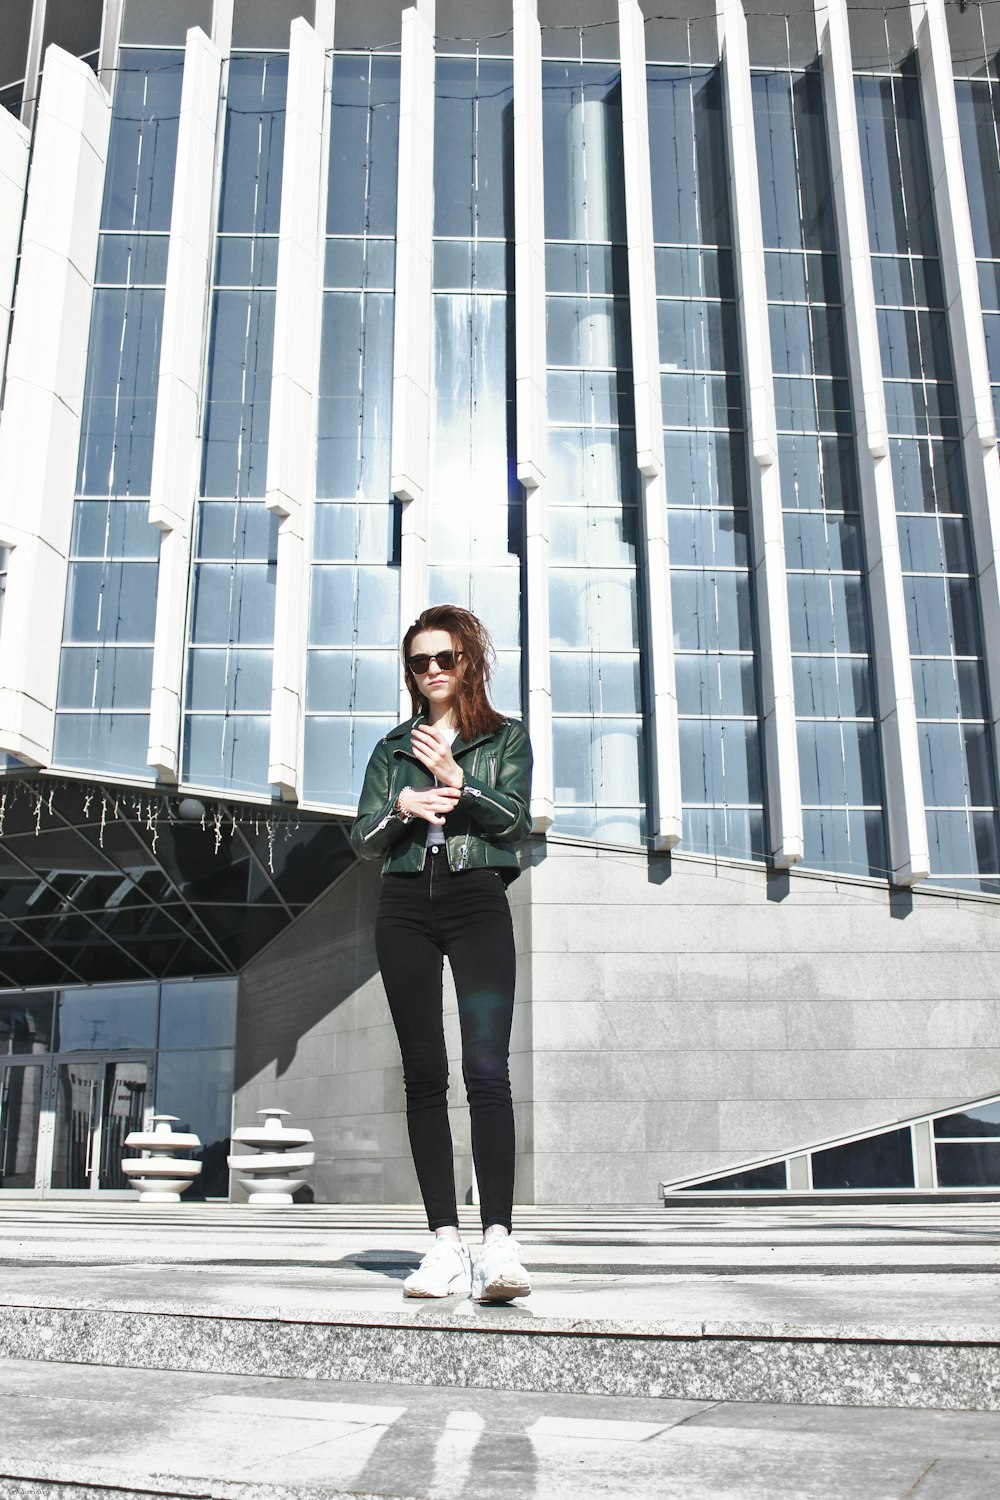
350, 715, 533, 881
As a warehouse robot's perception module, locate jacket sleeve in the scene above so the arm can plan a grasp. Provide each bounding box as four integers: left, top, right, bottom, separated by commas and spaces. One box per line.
459, 719, 533, 843
350, 739, 410, 861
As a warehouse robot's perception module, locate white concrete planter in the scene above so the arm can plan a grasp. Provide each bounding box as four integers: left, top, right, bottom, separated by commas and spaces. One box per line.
228, 1108, 315, 1206
122, 1115, 203, 1203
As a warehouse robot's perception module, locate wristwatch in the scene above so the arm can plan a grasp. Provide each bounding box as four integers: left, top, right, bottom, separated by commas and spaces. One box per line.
394, 794, 415, 824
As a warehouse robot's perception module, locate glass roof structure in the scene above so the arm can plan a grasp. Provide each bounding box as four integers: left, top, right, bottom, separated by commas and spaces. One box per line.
0, 776, 355, 986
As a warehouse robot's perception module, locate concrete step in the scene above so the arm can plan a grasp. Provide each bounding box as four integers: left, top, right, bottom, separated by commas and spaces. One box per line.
1, 1202, 998, 1414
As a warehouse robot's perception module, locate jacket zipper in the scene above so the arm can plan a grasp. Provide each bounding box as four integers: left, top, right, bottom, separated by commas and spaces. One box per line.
464, 785, 517, 835
364, 765, 398, 841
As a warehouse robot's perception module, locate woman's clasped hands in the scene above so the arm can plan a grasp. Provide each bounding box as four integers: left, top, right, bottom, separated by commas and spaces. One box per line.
397, 724, 465, 826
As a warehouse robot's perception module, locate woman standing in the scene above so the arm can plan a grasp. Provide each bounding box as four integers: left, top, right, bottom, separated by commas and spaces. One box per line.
351, 605, 533, 1301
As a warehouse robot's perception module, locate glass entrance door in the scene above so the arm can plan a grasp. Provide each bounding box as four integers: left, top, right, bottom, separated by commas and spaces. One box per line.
0, 1060, 49, 1189
50, 1057, 153, 1190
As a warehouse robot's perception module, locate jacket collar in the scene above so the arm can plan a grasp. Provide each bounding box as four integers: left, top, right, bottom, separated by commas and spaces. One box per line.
386, 714, 500, 758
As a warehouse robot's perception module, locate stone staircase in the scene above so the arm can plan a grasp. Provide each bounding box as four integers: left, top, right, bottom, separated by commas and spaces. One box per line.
0, 1200, 998, 1412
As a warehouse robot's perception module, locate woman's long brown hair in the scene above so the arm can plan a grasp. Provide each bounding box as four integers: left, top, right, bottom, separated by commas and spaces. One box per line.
401, 605, 504, 742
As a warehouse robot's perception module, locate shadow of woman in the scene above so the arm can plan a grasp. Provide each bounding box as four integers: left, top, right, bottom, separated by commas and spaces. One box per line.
354, 1401, 539, 1499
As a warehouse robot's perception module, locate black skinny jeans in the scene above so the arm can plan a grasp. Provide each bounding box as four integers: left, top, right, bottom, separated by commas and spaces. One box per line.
374, 850, 516, 1233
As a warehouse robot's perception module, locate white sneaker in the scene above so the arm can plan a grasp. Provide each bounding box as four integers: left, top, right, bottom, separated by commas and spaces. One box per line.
472, 1235, 531, 1303
403, 1237, 472, 1298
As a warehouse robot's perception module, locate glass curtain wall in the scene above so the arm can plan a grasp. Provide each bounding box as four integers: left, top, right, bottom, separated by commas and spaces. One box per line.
302, 51, 401, 806
649, 58, 765, 862
184, 54, 286, 796
53, 48, 183, 779
955, 51, 1000, 434
428, 48, 522, 713
755, 62, 886, 879
856, 62, 1000, 893
543, 51, 646, 844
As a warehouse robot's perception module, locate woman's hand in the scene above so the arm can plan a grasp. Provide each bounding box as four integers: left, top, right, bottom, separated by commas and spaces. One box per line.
397, 784, 461, 826
411, 725, 464, 789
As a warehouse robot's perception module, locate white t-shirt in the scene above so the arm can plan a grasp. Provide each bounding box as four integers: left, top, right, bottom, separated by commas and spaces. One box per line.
426, 724, 459, 848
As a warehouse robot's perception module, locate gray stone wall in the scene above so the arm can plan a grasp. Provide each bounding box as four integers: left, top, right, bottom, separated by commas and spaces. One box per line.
232, 838, 1000, 1206
525, 841, 1000, 1203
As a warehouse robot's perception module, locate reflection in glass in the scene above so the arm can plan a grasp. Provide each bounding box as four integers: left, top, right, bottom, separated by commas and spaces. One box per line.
546, 56, 643, 843
0, 996, 55, 1055
857, 67, 1000, 893
56, 985, 158, 1052
934, 1100, 1000, 1137
156, 1048, 235, 1198
650, 60, 763, 860
158, 979, 238, 1051
957, 74, 1000, 432
55, 50, 182, 781
51, 1058, 150, 1190
0, 1064, 44, 1189
99, 1061, 150, 1189
756, 63, 885, 878
428, 53, 521, 717
304, 52, 401, 805
184, 55, 287, 797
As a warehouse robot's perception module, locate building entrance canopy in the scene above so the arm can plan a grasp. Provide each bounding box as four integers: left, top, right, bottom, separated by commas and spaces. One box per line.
0, 776, 355, 986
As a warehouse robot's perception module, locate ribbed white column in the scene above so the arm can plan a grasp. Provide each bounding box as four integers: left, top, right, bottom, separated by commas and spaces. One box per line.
719, 0, 803, 868
816, 0, 929, 884
0, 49, 111, 766
267, 17, 327, 799
213, 0, 235, 52
146, 27, 223, 779
392, 0, 435, 708
514, 0, 553, 830
313, 0, 336, 47
99, 0, 125, 91
19, 0, 48, 133
912, 0, 1000, 804
0, 106, 29, 391
619, 0, 681, 850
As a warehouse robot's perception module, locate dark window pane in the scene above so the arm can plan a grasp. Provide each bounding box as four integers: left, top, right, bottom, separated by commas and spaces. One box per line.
328, 54, 400, 237
102, 52, 183, 233
158, 978, 238, 1050
0, 0, 32, 91
55, 984, 157, 1051
935, 1141, 1000, 1187
679, 1162, 787, 1192
218, 56, 288, 235
434, 57, 512, 240
956, 80, 1000, 261
232, 0, 314, 47
42, 0, 102, 60
77, 289, 165, 497
155, 1046, 235, 1197
648, 66, 729, 248
0, 995, 55, 1055
121, 0, 213, 45
543, 61, 627, 244
811, 1128, 914, 1189
934, 1101, 1000, 1138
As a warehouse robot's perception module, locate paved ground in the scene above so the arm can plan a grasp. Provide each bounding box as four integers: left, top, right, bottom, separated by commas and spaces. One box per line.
1, 1200, 997, 1337
0, 1200, 998, 1497
1, 1357, 999, 1498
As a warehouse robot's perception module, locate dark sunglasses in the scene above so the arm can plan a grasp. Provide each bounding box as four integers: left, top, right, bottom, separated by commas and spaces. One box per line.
406, 651, 463, 675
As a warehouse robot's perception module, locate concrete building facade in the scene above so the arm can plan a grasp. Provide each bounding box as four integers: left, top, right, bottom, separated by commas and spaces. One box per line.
1, 0, 1000, 1202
